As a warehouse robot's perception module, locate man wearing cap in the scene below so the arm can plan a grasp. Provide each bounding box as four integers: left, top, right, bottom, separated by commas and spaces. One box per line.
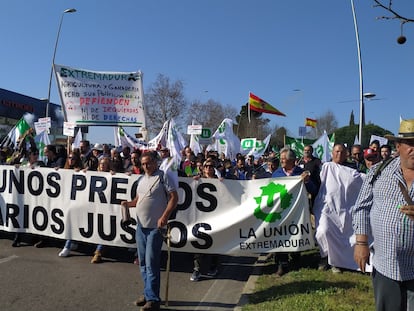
363, 148, 381, 172
157, 146, 169, 168
92, 143, 104, 160
353, 119, 414, 310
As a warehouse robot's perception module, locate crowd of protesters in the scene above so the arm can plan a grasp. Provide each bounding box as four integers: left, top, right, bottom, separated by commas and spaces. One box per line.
1, 126, 410, 310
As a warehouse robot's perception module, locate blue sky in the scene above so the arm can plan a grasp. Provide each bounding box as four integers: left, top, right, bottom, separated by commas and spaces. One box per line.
1, 0, 413, 144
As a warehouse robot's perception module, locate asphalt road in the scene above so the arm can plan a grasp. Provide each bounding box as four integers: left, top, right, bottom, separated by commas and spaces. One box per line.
0, 232, 258, 311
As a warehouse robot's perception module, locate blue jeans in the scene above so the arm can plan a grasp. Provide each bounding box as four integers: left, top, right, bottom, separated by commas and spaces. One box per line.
135, 225, 163, 302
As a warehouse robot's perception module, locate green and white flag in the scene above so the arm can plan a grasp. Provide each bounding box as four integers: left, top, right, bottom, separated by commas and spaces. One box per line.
209, 118, 241, 160
34, 130, 51, 163
285, 136, 315, 158
4, 118, 31, 150
312, 130, 334, 163
115, 126, 147, 150
245, 134, 271, 159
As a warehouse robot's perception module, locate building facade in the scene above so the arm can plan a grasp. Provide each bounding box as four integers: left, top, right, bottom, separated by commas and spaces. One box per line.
0, 88, 64, 143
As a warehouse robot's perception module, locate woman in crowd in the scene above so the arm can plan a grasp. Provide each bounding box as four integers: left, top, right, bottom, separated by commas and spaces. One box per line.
190, 159, 221, 281
58, 150, 83, 257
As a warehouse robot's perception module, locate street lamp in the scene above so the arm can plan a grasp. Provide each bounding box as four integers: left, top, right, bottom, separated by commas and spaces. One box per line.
350, 0, 367, 145
361, 92, 376, 125
45, 8, 77, 118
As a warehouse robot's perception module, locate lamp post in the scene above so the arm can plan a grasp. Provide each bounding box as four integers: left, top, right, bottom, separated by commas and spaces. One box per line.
350, 1, 377, 146
350, 0, 366, 145
361, 92, 376, 126
45, 8, 76, 118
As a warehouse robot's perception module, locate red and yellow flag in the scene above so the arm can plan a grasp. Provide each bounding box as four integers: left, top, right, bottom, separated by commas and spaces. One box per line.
248, 92, 286, 116
305, 117, 317, 128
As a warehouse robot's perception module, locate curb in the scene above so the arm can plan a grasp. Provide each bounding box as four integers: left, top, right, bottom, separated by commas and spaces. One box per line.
234, 254, 269, 310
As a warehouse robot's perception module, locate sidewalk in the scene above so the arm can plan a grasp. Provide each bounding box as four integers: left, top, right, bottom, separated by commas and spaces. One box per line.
234, 255, 267, 310
0, 233, 260, 311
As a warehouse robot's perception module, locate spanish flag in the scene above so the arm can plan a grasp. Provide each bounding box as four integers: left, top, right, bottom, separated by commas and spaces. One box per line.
305, 117, 317, 128
248, 92, 286, 116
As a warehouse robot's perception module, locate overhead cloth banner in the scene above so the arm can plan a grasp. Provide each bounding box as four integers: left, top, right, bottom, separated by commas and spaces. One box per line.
0, 166, 315, 255
54, 64, 145, 127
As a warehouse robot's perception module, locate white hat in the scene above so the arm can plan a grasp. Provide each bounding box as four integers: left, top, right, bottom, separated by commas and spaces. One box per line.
92, 143, 103, 151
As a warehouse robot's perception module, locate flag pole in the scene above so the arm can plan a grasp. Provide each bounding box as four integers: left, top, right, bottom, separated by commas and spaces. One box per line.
0, 123, 17, 148
248, 92, 251, 124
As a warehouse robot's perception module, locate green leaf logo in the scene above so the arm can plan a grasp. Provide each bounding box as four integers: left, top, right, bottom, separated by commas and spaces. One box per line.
253, 182, 292, 223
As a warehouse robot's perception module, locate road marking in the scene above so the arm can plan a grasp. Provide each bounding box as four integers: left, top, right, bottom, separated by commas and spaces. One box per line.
195, 278, 236, 310
0, 255, 18, 264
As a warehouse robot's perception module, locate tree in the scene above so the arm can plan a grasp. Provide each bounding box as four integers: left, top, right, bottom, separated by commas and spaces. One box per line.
235, 104, 272, 139
315, 110, 338, 135
373, 0, 414, 44
333, 123, 393, 148
349, 110, 355, 126
270, 125, 287, 150
144, 74, 187, 137
186, 99, 237, 129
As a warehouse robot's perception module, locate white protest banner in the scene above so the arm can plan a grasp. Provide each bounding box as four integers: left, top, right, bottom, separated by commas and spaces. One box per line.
38, 117, 51, 129
54, 64, 145, 127
369, 134, 388, 147
187, 124, 202, 135
0, 166, 315, 254
63, 122, 76, 137
34, 121, 48, 135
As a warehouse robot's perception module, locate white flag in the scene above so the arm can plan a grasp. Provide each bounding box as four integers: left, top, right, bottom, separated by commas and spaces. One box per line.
353, 135, 359, 145
167, 118, 187, 166
34, 130, 51, 163
247, 134, 271, 159
189, 120, 202, 156
72, 128, 82, 150
115, 126, 147, 150
147, 120, 169, 150
312, 130, 332, 163
210, 118, 241, 160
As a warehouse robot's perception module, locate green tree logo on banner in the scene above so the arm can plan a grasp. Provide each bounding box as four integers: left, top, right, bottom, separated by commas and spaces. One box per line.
253, 182, 293, 223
